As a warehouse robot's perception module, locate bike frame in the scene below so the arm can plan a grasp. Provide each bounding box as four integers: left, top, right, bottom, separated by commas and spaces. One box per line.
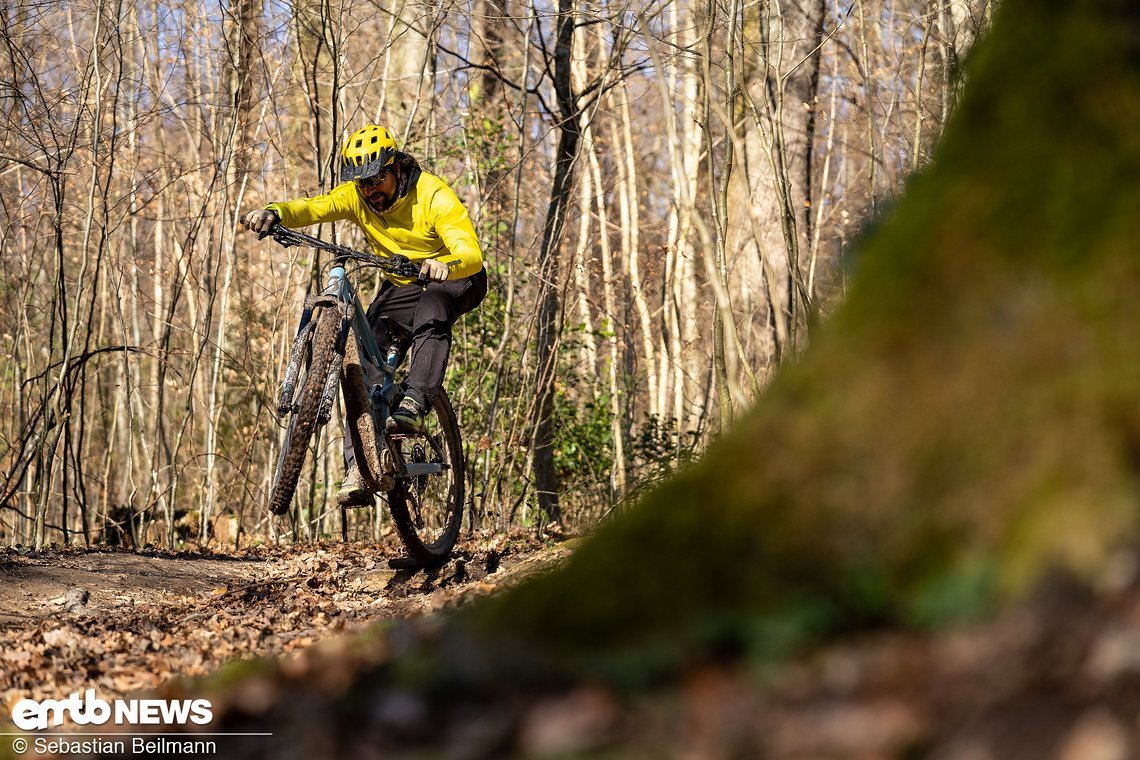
327, 264, 399, 434
275, 231, 448, 484
264, 221, 465, 561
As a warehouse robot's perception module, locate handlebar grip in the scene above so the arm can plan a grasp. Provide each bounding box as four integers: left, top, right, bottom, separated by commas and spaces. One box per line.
257, 220, 281, 241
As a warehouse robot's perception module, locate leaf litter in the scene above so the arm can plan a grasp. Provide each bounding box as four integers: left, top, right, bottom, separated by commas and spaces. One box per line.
0, 531, 575, 715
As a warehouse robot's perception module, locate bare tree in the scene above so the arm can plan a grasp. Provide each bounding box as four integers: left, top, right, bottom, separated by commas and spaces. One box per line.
0, 0, 992, 545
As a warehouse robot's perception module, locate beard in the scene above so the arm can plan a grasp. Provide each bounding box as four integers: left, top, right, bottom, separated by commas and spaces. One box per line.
364, 193, 397, 213
360, 166, 401, 213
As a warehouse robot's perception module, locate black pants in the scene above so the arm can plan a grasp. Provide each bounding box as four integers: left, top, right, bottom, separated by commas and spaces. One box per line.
345, 269, 487, 467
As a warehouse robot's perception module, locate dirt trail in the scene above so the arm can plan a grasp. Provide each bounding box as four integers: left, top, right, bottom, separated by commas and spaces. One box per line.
0, 551, 265, 622
0, 533, 574, 710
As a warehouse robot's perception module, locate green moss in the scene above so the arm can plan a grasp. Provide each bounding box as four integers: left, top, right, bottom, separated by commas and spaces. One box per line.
461, 0, 1140, 676
193, 655, 279, 695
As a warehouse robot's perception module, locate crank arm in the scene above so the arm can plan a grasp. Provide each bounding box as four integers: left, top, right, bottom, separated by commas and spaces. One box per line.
400, 462, 449, 478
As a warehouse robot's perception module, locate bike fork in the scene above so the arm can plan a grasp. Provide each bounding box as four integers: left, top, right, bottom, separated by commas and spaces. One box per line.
316, 314, 351, 425
277, 305, 315, 417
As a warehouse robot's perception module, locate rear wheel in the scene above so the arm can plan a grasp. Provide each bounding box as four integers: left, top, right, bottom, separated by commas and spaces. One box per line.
387, 389, 465, 566
267, 308, 341, 516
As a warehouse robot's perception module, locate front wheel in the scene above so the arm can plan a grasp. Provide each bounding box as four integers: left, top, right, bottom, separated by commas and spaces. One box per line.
386, 389, 465, 566
267, 308, 341, 516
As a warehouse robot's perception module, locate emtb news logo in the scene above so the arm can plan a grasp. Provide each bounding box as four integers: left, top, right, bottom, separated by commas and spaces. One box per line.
11, 689, 213, 730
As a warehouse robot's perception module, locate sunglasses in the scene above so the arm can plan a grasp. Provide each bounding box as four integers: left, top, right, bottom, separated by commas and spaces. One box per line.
356, 168, 391, 189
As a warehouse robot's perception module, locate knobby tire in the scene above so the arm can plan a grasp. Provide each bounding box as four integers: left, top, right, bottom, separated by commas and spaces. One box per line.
267, 308, 341, 516
387, 389, 464, 566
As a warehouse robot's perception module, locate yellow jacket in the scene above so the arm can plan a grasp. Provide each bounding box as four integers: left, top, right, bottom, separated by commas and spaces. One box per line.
266, 171, 484, 285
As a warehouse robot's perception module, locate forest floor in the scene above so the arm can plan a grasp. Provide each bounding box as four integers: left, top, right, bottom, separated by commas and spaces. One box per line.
0, 530, 576, 711
167, 556, 1140, 760
7, 537, 1140, 758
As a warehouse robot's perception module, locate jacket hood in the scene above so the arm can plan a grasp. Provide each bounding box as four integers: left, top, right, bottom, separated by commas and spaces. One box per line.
393, 152, 422, 199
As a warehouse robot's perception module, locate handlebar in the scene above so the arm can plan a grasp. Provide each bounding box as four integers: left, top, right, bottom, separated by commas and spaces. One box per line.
260, 222, 424, 281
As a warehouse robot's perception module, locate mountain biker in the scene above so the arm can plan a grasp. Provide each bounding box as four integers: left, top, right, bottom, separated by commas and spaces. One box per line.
241, 125, 486, 506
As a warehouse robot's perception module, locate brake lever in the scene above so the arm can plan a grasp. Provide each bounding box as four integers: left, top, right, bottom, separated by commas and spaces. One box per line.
388, 255, 421, 281
256, 218, 286, 241
259, 221, 290, 244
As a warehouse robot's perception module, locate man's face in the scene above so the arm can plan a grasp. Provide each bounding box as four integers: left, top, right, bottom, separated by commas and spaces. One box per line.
356, 166, 398, 212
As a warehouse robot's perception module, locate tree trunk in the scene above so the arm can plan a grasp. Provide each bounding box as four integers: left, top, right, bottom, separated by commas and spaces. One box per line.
530, 0, 580, 526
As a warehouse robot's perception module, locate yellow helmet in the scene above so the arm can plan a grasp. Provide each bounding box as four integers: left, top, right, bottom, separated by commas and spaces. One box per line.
339, 125, 397, 182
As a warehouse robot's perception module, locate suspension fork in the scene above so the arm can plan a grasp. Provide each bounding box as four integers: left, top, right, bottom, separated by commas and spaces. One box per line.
315, 267, 352, 425
277, 303, 316, 417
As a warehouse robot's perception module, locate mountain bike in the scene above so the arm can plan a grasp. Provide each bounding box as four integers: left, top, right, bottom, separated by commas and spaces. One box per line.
262, 223, 464, 567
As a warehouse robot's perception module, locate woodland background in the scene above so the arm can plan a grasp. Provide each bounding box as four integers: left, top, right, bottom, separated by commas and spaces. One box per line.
0, 0, 990, 548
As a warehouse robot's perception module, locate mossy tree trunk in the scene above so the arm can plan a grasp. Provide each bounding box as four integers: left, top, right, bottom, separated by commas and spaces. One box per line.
473, 0, 1140, 668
